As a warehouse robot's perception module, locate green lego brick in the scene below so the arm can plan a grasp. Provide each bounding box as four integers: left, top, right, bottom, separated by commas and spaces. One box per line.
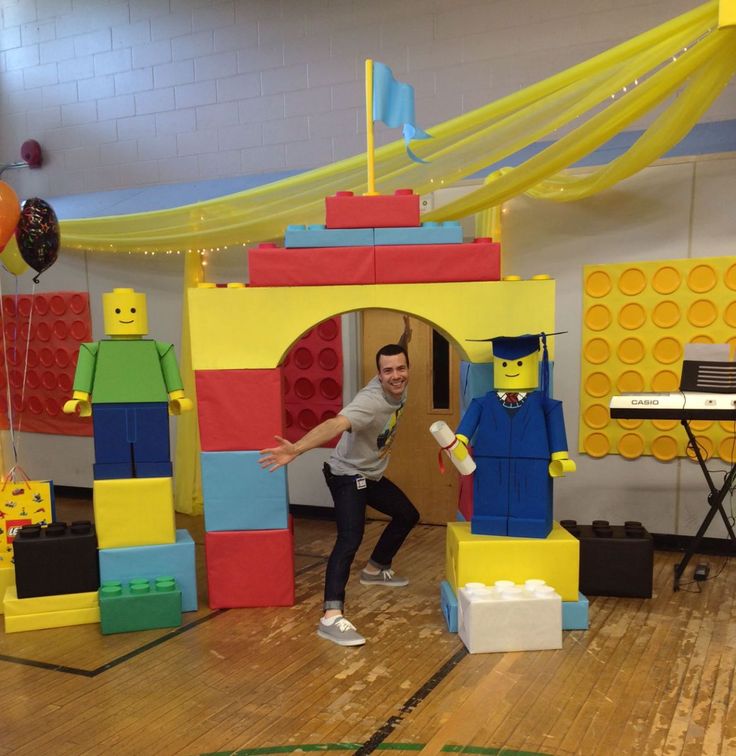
99, 576, 182, 635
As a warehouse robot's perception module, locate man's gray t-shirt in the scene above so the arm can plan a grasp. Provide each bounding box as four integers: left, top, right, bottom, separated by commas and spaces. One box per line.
328, 376, 406, 480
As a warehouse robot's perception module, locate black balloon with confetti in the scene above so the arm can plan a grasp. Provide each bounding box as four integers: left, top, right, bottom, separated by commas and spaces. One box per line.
17, 197, 60, 283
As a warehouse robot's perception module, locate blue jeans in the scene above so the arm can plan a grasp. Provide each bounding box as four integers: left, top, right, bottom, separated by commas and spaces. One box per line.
322, 463, 419, 612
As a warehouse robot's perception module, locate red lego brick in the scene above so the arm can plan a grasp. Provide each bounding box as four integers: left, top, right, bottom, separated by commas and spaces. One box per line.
205, 522, 295, 608
195, 368, 285, 451
248, 242, 375, 287
325, 189, 420, 229
374, 238, 501, 284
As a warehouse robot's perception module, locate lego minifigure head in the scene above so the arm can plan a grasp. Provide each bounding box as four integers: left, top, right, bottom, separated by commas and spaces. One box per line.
102, 288, 148, 337
492, 334, 541, 392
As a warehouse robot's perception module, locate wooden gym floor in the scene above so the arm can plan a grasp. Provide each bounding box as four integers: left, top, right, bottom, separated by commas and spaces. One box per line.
1, 496, 735, 756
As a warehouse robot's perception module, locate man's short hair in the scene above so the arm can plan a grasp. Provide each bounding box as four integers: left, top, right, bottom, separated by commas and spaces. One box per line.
375, 344, 409, 371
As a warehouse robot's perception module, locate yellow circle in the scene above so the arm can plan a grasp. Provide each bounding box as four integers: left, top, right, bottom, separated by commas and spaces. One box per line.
724, 301, 736, 328
617, 337, 645, 364
617, 370, 645, 393
585, 270, 612, 298
652, 266, 681, 294
584, 338, 610, 364
687, 299, 717, 327
618, 433, 645, 459
618, 418, 642, 430
618, 268, 646, 295
585, 372, 611, 398
686, 436, 714, 462
653, 418, 678, 431
690, 333, 713, 345
720, 420, 736, 433
618, 303, 646, 330
718, 438, 736, 464
585, 304, 612, 331
652, 300, 681, 328
687, 264, 717, 293
689, 419, 713, 432
651, 370, 679, 392
583, 404, 609, 429
651, 435, 679, 462
725, 263, 736, 291
653, 337, 682, 364
584, 432, 610, 458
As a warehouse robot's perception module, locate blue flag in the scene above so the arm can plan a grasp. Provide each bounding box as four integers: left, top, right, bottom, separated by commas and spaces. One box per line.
372, 61, 430, 163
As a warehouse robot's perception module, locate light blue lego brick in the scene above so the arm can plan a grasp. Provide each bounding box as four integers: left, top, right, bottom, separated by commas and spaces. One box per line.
373, 221, 463, 246
562, 591, 589, 630
440, 580, 458, 633
201, 450, 288, 532
284, 224, 374, 248
460, 361, 556, 413
98, 529, 198, 612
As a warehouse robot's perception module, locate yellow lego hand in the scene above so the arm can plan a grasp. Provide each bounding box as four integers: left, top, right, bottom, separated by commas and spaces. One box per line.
168, 390, 193, 415
548, 453, 576, 478
63, 392, 92, 418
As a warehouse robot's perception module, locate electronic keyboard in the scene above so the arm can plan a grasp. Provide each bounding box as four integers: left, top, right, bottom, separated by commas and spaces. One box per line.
609, 392, 736, 421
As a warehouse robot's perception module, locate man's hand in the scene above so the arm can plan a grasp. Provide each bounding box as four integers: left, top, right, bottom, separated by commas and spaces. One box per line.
62, 391, 91, 417
399, 315, 412, 349
259, 436, 299, 472
548, 453, 576, 478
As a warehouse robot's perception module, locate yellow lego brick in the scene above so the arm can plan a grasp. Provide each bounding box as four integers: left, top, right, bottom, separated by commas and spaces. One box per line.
446, 521, 579, 601
580, 256, 736, 463
3, 586, 99, 617
720, 0, 736, 27
93, 477, 176, 549
4, 605, 100, 633
188, 280, 556, 369
0, 567, 14, 615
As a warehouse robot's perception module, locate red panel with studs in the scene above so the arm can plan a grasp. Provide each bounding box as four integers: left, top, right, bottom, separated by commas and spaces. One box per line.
0, 292, 93, 436
282, 317, 343, 448
325, 189, 421, 229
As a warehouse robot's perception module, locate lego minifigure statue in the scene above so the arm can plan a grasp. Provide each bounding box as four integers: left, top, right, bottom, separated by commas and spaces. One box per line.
63, 288, 192, 479
455, 333, 575, 539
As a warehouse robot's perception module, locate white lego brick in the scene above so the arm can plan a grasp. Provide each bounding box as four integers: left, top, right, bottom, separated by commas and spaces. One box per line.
458, 579, 562, 654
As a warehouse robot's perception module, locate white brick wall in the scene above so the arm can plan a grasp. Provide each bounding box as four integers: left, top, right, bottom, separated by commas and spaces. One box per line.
0, 0, 732, 198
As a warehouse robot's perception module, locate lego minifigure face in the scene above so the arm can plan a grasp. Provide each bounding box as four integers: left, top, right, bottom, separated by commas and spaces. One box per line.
494, 350, 539, 391
102, 288, 148, 337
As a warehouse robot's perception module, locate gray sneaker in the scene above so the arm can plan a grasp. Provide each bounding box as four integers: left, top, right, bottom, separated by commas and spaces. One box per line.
360, 568, 409, 587
317, 616, 366, 646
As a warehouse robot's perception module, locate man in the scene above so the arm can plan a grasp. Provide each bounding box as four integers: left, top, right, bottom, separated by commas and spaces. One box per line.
259, 319, 418, 647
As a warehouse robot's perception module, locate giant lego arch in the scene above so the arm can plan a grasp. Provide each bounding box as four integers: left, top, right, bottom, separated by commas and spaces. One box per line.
187, 277, 556, 609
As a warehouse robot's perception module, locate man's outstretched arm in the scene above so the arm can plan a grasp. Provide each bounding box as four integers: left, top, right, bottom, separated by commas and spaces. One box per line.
259, 414, 351, 471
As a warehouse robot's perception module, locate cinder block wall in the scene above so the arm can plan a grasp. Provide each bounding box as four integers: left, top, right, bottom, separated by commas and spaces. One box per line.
1, 0, 730, 199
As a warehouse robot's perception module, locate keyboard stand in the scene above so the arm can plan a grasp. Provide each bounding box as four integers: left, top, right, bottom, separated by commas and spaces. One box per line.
674, 419, 736, 590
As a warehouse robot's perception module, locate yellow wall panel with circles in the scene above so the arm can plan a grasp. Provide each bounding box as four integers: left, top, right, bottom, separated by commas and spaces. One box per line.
580, 257, 736, 464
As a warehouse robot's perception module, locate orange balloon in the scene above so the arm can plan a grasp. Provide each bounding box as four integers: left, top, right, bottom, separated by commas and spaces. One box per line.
0, 181, 21, 250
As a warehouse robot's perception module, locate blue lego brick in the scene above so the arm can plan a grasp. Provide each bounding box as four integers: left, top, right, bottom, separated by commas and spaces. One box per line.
284, 224, 374, 248
99, 529, 198, 612
460, 361, 555, 413
201, 450, 288, 532
440, 580, 458, 633
562, 592, 589, 630
373, 221, 463, 246
93, 461, 172, 480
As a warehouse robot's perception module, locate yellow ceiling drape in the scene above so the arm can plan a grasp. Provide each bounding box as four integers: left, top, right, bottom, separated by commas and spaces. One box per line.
57, 1, 732, 254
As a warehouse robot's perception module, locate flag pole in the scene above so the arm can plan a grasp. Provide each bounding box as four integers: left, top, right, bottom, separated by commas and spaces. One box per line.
364, 58, 378, 196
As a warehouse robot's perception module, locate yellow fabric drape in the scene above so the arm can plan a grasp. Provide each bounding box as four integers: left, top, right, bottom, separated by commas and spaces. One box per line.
58, 1, 730, 254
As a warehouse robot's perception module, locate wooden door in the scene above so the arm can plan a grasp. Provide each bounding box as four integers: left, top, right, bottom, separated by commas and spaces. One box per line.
361, 310, 461, 524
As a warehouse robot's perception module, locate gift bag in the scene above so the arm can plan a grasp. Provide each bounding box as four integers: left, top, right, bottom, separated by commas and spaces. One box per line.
0, 469, 55, 566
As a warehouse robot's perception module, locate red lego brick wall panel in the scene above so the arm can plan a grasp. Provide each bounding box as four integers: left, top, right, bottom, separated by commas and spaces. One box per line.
248, 243, 375, 287
0, 292, 93, 436
375, 239, 501, 284
325, 190, 420, 229
205, 523, 295, 608
195, 368, 285, 451
282, 317, 343, 448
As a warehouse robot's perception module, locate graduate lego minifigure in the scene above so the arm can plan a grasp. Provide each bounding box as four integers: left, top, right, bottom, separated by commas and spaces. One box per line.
63, 288, 192, 479
455, 333, 575, 538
